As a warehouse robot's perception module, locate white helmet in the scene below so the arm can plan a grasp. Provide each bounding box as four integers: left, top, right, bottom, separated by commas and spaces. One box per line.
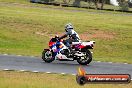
65, 23, 73, 32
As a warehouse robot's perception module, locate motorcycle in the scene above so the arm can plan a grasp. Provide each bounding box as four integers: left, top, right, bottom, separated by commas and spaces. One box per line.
42, 36, 95, 65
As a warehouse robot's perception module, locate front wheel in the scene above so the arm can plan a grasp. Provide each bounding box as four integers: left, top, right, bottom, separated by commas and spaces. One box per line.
42, 50, 54, 63
77, 50, 92, 65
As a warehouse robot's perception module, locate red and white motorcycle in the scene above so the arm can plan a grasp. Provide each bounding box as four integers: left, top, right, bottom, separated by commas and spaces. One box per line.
42, 37, 95, 65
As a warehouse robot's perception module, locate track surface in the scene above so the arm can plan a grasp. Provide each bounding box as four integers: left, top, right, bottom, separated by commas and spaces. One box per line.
0, 54, 132, 76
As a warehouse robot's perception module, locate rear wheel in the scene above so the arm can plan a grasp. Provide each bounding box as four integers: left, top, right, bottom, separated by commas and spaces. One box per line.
77, 50, 92, 65
42, 50, 54, 63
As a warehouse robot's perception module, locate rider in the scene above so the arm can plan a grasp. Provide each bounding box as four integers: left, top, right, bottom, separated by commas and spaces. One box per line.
59, 23, 80, 53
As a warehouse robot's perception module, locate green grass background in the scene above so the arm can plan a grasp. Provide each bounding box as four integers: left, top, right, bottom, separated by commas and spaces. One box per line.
0, 1, 132, 88
0, 71, 132, 88
0, 0, 132, 63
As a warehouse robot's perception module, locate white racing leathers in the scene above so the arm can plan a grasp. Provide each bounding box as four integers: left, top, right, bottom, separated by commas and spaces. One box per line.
66, 29, 80, 42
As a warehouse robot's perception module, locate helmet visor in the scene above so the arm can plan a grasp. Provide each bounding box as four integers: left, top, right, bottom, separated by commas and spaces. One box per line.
68, 28, 73, 30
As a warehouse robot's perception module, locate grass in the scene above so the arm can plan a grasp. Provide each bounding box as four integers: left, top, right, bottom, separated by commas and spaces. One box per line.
0, 0, 132, 63
0, 1, 132, 88
0, 71, 132, 88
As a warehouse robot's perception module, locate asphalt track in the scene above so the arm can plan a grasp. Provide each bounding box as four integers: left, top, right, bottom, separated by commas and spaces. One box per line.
0, 54, 132, 77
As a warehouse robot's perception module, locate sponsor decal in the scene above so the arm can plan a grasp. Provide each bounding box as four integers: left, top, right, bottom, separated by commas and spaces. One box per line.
76, 67, 131, 85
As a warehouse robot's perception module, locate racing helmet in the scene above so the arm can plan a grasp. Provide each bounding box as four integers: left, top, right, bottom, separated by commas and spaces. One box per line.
65, 23, 73, 32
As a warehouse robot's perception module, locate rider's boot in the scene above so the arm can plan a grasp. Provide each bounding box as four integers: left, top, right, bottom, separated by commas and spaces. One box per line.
68, 47, 75, 56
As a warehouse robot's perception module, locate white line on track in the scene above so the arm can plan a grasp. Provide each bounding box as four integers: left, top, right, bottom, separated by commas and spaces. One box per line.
17, 55, 22, 56
1, 68, 132, 79
30, 56, 35, 58
124, 63, 128, 64
20, 70, 26, 72
3, 69, 9, 71
3, 54, 8, 55
61, 73, 66, 75
108, 62, 113, 63
72, 74, 76, 76
46, 72, 51, 74
32, 71, 39, 73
